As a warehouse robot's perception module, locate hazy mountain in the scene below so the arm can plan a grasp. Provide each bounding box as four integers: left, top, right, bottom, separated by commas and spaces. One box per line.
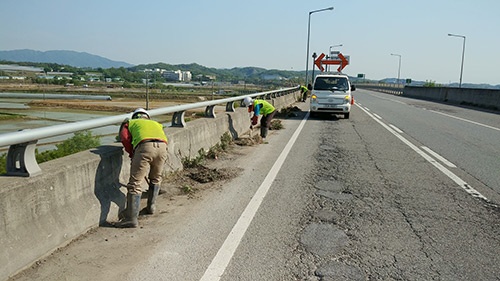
0, 49, 133, 69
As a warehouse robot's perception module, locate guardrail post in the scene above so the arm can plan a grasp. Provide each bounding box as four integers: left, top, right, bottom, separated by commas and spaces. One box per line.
171, 111, 186, 127
225, 101, 235, 112
205, 105, 216, 118
6, 140, 41, 177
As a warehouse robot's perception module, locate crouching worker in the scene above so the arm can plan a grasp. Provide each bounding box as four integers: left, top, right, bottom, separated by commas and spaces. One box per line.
300, 85, 308, 102
115, 108, 168, 228
242, 97, 276, 140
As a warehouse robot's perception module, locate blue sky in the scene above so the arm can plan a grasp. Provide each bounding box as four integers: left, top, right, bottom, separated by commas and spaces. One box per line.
1, 0, 499, 85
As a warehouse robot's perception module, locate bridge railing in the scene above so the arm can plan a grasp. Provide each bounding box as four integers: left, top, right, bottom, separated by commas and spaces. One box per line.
354, 83, 404, 95
0, 86, 300, 177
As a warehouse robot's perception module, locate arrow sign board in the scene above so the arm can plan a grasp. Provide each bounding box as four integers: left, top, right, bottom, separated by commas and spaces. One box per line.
314, 53, 325, 72
337, 53, 349, 72
319, 52, 350, 72
314, 52, 351, 72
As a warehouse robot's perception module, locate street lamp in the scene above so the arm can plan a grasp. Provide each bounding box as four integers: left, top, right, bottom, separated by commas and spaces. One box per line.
305, 6, 334, 85
448, 33, 466, 88
144, 69, 151, 110
328, 44, 343, 72
329, 44, 343, 55
390, 53, 402, 86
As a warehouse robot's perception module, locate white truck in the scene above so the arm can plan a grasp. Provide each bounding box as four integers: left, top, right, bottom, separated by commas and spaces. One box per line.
310, 73, 355, 119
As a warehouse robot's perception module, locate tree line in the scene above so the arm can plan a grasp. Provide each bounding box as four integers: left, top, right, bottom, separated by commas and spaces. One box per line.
0, 60, 305, 87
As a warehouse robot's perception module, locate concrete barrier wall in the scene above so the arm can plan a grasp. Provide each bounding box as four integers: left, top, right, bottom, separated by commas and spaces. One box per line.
403, 86, 500, 110
0, 92, 300, 280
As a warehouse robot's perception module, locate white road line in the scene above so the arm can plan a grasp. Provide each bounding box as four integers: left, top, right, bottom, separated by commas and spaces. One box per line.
373, 113, 382, 119
420, 146, 457, 168
200, 112, 309, 281
355, 104, 488, 201
429, 110, 500, 132
389, 124, 403, 133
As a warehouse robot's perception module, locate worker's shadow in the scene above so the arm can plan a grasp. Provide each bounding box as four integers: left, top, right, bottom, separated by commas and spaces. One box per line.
92, 145, 126, 227
226, 113, 239, 139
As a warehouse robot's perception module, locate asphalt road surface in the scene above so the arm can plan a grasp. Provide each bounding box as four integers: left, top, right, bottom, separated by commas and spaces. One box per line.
9, 90, 500, 281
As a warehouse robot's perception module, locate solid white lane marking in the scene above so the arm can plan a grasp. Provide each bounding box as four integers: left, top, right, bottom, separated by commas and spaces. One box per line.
389, 124, 403, 133
429, 110, 500, 132
200, 112, 309, 281
356, 104, 488, 201
421, 146, 457, 168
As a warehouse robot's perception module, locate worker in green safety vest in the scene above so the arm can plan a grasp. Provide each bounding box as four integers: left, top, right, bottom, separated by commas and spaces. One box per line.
300, 83, 312, 102
242, 97, 276, 140
115, 108, 168, 228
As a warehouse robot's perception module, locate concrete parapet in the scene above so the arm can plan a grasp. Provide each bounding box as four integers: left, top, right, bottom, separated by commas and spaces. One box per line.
0, 91, 300, 280
403, 86, 500, 110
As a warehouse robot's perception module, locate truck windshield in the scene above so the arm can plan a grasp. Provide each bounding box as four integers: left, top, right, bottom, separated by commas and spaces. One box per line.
314, 77, 348, 91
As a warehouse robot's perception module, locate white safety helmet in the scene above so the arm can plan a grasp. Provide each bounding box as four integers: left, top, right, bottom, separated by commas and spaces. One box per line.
242, 96, 253, 107
131, 108, 150, 119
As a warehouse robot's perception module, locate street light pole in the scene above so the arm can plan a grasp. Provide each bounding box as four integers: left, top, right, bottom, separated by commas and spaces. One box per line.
390, 53, 402, 86
329, 44, 343, 55
305, 6, 334, 85
448, 33, 466, 88
328, 44, 343, 72
145, 69, 151, 110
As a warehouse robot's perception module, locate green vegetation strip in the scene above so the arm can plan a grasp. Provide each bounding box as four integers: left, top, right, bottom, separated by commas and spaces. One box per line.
0, 112, 25, 120
0, 130, 100, 175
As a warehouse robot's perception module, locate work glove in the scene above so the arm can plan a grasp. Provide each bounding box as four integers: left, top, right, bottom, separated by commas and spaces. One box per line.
251, 115, 258, 126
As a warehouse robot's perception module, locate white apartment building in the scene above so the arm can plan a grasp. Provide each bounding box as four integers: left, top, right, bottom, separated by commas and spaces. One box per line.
163, 70, 192, 82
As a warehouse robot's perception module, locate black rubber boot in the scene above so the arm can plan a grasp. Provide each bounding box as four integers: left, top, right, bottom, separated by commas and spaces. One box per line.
261, 127, 268, 138
115, 193, 141, 228
146, 184, 160, 214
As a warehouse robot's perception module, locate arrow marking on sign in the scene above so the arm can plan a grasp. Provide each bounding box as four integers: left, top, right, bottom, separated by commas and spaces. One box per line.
314, 53, 325, 72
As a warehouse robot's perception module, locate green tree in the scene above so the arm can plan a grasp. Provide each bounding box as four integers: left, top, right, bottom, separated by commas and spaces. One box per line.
35, 131, 101, 165
1, 131, 100, 175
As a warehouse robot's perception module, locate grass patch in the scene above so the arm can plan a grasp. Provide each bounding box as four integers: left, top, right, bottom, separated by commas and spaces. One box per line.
270, 119, 284, 130
0, 112, 25, 121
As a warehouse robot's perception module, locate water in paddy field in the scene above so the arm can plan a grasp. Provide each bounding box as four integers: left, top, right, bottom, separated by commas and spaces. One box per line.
0, 99, 123, 153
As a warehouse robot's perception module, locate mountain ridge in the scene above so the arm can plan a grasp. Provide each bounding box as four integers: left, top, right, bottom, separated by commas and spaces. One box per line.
0, 49, 133, 69
1, 49, 499, 89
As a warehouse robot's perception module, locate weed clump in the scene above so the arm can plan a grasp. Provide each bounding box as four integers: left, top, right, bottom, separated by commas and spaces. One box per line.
181, 132, 233, 168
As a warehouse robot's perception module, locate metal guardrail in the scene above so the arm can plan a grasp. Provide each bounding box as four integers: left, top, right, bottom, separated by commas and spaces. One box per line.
354, 83, 405, 95
1, 86, 300, 177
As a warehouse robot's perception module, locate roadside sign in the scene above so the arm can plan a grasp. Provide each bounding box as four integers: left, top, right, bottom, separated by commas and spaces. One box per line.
315, 52, 350, 72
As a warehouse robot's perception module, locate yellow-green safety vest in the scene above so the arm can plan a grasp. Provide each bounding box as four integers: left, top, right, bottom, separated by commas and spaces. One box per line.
253, 99, 275, 116
128, 119, 168, 148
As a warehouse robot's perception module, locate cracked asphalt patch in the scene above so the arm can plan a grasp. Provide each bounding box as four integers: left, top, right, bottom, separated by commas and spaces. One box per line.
300, 223, 349, 257
293, 113, 500, 280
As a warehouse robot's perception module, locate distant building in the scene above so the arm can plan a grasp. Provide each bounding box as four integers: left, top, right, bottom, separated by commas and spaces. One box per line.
47, 71, 73, 77
163, 70, 192, 82
182, 71, 192, 82
261, 74, 284, 80
195, 74, 216, 82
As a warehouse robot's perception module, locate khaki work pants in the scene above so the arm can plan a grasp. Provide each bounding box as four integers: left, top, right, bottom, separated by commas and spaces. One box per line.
127, 141, 168, 195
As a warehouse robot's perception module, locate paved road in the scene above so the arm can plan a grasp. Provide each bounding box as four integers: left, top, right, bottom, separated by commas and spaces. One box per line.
9, 90, 500, 280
